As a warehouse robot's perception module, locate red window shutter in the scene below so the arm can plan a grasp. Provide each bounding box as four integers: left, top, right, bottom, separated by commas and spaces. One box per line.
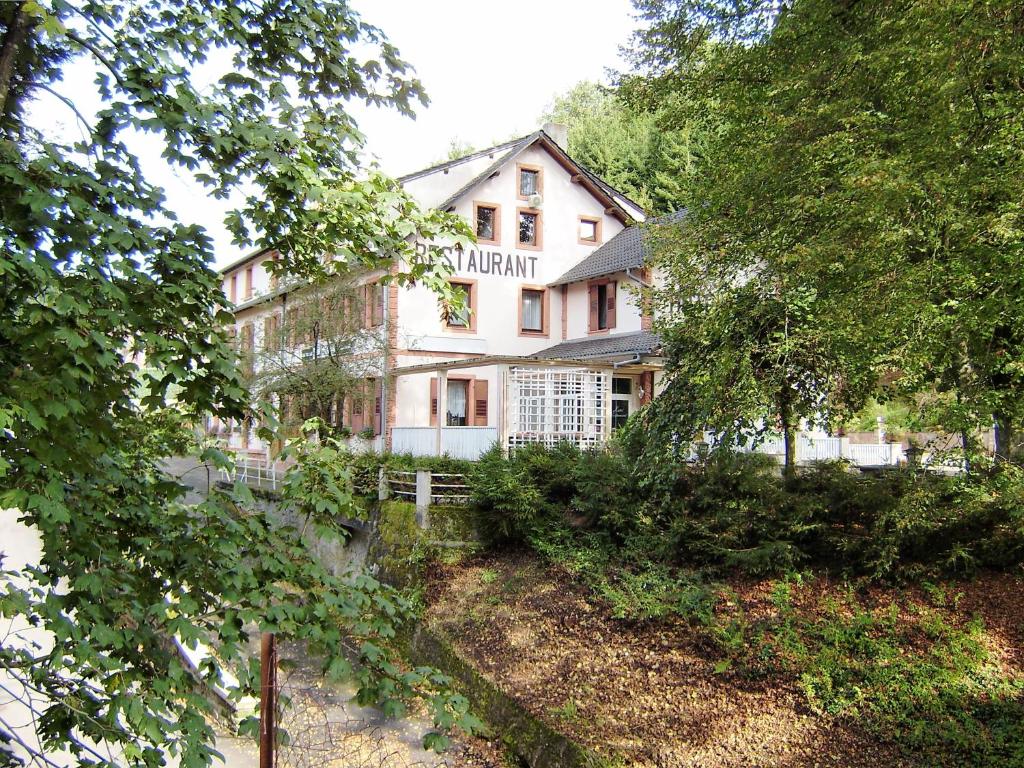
588, 284, 599, 332
429, 377, 438, 427
473, 379, 489, 426
363, 285, 372, 328
373, 378, 383, 435
606, 282, 617, 329
371, 284, 384, 326
350, 386, 365, 433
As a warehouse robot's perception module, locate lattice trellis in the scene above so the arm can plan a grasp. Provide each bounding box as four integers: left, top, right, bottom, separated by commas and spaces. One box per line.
507, 367, 608, 451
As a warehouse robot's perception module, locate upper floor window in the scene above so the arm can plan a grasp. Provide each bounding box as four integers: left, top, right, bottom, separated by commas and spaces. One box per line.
519, 287, 547, 336
517, 163, 543, 200
474, 202, 500, 245
364, 282, 384, 327
229, 274, 238, 303
517, 208, 542, 249
579, 216, 602, 245
445, 279, 477, 332
244, 266, 254, 300
588, 279, 617, 333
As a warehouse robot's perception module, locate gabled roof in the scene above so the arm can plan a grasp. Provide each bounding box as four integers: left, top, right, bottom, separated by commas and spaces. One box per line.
412, 130, 643, 225
396, 135, 530, 184
532, 330, 662, 361
550, 209, 685, 286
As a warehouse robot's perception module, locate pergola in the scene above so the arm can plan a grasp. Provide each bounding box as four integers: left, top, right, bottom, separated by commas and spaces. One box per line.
389, 354, 661, 456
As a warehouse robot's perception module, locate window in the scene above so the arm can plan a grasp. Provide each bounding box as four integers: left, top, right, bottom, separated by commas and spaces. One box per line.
430, 378, 488, 427
517, 208, 542, 249
229, 274, 238, 303
519, 286, 547, 336
244, 266, 254, 299
612, 377, 632, 430
578, 216, 602, 245
445, 279, 477, 332
262, 314, 279, 351
446, 379, 468, 426
588, 280, 616, 332
517, 163, 542, 199
364, 282, 384, 327
474, 202, 500, 245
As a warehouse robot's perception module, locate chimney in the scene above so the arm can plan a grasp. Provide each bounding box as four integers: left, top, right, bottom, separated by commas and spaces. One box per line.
542, 122, 568, 151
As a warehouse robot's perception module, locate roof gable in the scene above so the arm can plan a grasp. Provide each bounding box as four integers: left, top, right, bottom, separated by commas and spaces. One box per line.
407, 130, 643, 226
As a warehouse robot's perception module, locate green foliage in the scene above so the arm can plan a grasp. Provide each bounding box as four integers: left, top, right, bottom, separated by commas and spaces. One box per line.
470, 445, 545, 546
541, 81, 694, 213
629, 0, 1024, 458
739, 582, 1024, 766
570, 446, 637, 535
0, 0, 480, 760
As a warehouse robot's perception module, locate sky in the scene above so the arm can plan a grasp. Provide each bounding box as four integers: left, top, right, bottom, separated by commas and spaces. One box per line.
28, 0, 638, 269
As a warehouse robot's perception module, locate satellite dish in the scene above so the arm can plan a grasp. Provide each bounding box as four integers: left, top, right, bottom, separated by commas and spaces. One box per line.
528, 192, 543, 208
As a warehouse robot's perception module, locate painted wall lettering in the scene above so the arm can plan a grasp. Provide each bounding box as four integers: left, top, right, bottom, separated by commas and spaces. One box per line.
415, 242, 538, 280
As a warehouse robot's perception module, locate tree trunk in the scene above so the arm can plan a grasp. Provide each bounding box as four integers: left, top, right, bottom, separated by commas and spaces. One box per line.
0, 3, 30, 116
779, 388, 796, 479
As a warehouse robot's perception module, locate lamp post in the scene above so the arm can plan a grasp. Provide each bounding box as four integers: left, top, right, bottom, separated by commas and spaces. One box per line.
260, 632, 277, 768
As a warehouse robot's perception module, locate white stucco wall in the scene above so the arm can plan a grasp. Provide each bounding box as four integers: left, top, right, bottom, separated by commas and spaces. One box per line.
395, 143, 628, 357
563, 273, 646, 340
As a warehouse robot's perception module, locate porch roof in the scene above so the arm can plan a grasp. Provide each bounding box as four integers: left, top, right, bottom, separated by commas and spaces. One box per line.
533, 329, 661, 361
390, 353, 661, 377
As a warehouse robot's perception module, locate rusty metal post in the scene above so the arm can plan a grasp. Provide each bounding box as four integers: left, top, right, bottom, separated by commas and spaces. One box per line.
259, 632, 277, 768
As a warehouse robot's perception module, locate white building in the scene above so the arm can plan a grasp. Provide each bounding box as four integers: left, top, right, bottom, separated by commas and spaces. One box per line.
217, 126, 666, 459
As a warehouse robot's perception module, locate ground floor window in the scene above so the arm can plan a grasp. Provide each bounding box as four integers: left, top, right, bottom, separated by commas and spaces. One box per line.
447, 379, 468, 426
612, 376, 632, 429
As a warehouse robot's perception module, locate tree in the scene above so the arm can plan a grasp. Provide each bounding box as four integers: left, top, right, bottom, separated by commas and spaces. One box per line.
628, 0, 1024, 464
245, 273, 387, 438
540, 80, 695, 213
0, 1, 475, 765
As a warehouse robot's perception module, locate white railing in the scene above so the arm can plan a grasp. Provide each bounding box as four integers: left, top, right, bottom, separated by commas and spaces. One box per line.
847, 443, 904, 466
391, 427, 498, 460
798, 436, 843, 462
706, 432, 903, 467
223, 451, 287, 490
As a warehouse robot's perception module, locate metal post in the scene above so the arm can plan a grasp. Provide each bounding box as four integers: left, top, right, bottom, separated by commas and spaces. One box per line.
259, 632, 277, 768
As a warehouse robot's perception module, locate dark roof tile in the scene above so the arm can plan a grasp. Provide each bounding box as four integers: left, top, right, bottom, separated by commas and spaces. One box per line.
550, 209, 685, 286
532, 330, 661, 361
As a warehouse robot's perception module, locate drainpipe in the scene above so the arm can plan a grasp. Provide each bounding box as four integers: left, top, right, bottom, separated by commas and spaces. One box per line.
624, 268, 651, 288
613, 353, 641, 369
381, 279, 390, 450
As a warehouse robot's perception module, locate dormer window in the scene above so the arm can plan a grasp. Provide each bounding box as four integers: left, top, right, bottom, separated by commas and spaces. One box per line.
517, 163, 543, 200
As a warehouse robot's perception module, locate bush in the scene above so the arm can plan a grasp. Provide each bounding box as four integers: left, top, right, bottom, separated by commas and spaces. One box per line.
470, 445, 545, 546
571, 446, 638, 535
512, 441, 581, 511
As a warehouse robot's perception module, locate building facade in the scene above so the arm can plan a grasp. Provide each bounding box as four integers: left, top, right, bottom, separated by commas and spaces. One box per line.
216, 126, 665, 459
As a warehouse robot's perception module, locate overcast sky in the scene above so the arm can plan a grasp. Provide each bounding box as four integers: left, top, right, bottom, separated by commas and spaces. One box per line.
30, 0, 638, 268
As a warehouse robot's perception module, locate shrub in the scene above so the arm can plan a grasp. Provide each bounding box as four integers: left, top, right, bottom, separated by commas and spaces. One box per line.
665, 451, 815, 575
569, 445, 639, 536
470, 445, 545, 546
511, 441, 581, 511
